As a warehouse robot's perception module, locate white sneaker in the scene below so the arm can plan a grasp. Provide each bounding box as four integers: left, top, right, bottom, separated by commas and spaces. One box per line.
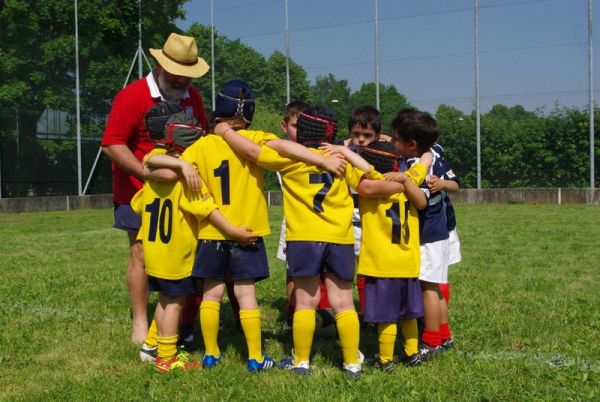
139, 343, 157, 363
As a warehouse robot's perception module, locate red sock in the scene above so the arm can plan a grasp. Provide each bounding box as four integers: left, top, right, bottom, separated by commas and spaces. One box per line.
318, 280, 331, 309
180, 294, 200, 327
440, 322, 452, 341
422, 328, 442, 348
439, 283, 450, 304
357, 275, 366, 315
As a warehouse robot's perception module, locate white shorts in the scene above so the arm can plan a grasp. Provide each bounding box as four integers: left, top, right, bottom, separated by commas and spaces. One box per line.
448, 229, 462, 266
419, 238, 449, 284
353, 224, 361, 257
276, 218, 287, 261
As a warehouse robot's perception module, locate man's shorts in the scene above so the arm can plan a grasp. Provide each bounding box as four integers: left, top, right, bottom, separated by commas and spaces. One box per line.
113, 203, 141, 232
148, 275, 196, 297
419, 238, 449, 284
364, 277, 424, 323
448, 229, 462, 266
192, 238, 269, 282
286, 241, 355, 281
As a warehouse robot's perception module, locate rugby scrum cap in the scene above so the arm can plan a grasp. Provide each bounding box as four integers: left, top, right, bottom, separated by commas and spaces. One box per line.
149, 33, 209, 78
144, 101, 184, 140
359, 140, 400, 174
296, 106, 337, 147
214, 80, 256, 124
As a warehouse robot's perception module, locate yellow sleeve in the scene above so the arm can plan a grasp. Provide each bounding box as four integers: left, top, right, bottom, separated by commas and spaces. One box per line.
406, 162, 427, 186
179, 181, 219, 222
241, 129, 279, 145
130, 188, 144, 215
256, 144, 298, 172
345, 164, 377, 189
142, 147, 167, 165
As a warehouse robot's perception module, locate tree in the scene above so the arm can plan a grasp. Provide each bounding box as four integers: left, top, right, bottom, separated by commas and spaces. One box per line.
263, 51, 312, 111
0, 0, 187, 195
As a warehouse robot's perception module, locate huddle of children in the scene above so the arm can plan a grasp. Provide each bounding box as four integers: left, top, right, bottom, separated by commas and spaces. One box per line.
132, 80, 461, 378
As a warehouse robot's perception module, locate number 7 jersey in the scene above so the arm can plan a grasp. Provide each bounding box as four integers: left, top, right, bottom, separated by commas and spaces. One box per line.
181, 130, 279, 240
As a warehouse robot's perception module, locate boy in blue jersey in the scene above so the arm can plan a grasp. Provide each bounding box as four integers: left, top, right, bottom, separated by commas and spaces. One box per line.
427, 143, 460, 349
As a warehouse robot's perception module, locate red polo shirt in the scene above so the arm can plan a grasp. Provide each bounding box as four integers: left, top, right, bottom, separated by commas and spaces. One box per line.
102, 74, 207, 204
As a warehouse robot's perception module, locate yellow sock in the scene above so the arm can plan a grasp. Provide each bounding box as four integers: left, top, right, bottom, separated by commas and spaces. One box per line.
293, 309, 316, 364
240, 309, 262, 361
144, 319, 158, 348
200, 300, 221, 358
377, 323, 397, 363
157, 334, 178, 360
400, 319, 419, 357
335, 310, 360, 365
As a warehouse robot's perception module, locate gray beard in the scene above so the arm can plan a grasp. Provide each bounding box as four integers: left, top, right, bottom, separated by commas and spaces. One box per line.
158, 72, 187, 102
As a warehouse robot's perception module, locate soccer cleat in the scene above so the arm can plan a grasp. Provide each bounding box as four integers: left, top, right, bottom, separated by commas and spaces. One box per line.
279, 357, 310, 375
177, 325, 196, 352
342, 362, 362, 378
397, 352, 423, 367
139, 343, 157, 363
155, 354, 200, 373
367, 354, 396, 372
441, 338, 454, 351
202, 354, 222, 368
247, 353, 275, 373
342, 350, 364, 378
417, 342, 442, 361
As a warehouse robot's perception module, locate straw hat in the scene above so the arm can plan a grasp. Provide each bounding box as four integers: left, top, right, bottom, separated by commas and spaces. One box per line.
149, 33, 209, 78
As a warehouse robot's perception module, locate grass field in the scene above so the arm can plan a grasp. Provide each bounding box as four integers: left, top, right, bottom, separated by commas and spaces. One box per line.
0, 204, 599, 401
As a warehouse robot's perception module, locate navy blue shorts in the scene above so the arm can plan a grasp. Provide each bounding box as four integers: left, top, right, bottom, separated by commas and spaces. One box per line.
113, 203, 141, 232
148, 275, 197, 297
286, 241, 355, 281
192, 238, 269, 282
364, 277, 424, 323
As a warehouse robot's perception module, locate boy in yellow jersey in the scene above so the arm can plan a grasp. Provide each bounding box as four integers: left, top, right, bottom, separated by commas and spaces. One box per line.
352, 140, 431, 370
131, 110, 257, 373
215, 106, 393, 378
146, 81, 346, 373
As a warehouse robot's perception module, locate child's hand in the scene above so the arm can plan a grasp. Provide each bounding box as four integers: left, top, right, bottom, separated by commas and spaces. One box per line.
214, 121, 233, 136
383, 172, 408, 183
427, 175, 446, 193
320, 154, 347, 177
420, 151, 433, 170
179, 161, 201, 192
230, 227, 259, 247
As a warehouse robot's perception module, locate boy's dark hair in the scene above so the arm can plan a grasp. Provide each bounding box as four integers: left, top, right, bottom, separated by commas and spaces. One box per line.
296, 106, 337, 147
348, 105, 381, 134
359, 140, 400, 174
391, 108, 438, 154
283, 100, 309, 123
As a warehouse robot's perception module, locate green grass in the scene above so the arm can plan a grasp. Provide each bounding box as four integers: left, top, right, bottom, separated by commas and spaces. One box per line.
0, 205, 599, 401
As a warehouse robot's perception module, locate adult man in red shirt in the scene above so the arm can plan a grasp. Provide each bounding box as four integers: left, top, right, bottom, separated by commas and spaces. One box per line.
101, 33, 209, 343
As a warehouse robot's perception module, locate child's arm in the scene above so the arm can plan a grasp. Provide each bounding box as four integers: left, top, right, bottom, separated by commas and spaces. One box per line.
319, 143, 371, 174
145, 154, 201, 192
382, 172, 427, 209
142, 165, 179, 182
266, 139, 347, 177
427, 175, 459, 193
356, 177, 405, 198
206, 209, 258, 246
215, 122, 347, 176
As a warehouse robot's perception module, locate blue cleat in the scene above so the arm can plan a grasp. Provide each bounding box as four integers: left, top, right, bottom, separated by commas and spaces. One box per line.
247, 353, 275, 372
279, 357, 310, 375
202, 354, 221, 368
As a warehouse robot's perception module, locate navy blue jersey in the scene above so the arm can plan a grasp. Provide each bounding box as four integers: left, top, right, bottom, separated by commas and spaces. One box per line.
406, 148, 459, 244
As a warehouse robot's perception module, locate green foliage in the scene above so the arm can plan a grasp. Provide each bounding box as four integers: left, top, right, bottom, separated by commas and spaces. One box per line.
1, 205, 599, 400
